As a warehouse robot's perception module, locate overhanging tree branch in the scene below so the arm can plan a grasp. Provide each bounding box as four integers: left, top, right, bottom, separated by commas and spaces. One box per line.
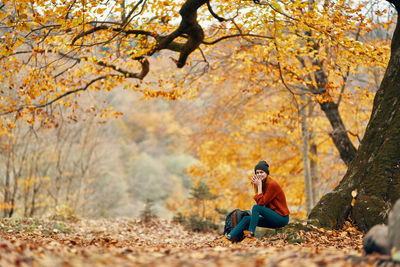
0, 76, 106, 116
34, 76, 108, 109
71, 0, 148, 46
28, 48, 150, 80
202, 34, 273, 45
154, 0, 208, 68
207, 1, 226, 22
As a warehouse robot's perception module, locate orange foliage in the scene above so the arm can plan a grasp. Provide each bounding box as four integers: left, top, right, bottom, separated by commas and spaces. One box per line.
171, 1, 393, 219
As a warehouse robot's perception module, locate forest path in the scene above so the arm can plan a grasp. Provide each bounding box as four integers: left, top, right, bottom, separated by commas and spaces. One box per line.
0, 218, 389, 266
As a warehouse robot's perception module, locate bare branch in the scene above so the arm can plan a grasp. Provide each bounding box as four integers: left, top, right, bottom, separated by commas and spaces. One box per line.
27, 48, 149, 80
64, 0, 77, 20
71, 0, 148, 46
277, 61, 299, 109
0, 50, 33, 61
337, 66, 350, 106
34, 76, 107, 109
87, 21, 123, 26
71, 26, 156, 47
348, 131, 361, 143
96, 58, 149, 79
54, 61, 79, 78
0, 76, 106, 116
124, 29, 157, 37
337, 18, 363, 106
202, 34, 273, 45
207, 1, 226, 22
121, 0, 147, 26
71, 25, 108, 45
198, 47, 208, 65
36, 27, 54, 45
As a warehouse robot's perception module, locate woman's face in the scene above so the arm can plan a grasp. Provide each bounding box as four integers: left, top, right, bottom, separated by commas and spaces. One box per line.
255, 169, 267, 180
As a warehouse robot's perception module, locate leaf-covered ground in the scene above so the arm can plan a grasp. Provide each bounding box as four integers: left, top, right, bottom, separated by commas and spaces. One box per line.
0, 218, 393, 266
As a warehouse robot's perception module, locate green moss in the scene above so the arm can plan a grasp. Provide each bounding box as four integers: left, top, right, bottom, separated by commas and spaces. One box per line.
309, 190, 352, 229
352, 195, 389, 232
261, 221, 319, 244
0, 218, 71, 234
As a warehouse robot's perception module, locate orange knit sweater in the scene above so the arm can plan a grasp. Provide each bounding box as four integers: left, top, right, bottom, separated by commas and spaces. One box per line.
253, 179, 290, 216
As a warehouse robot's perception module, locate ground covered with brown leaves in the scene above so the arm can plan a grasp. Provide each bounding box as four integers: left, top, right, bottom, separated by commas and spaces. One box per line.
0, 218, 394, 266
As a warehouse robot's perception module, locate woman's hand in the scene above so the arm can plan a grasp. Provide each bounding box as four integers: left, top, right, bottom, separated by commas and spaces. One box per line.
251, 175, 262, 186
251, 175, 257, 184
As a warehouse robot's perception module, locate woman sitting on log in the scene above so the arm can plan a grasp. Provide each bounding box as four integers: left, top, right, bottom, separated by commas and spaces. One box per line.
227, 161, 290, 241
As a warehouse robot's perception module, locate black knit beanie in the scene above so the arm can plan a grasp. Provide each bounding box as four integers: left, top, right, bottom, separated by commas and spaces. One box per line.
254, 161, 270, 175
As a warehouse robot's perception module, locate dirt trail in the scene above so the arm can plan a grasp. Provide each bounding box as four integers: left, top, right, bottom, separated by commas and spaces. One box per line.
0, 218, 391, 266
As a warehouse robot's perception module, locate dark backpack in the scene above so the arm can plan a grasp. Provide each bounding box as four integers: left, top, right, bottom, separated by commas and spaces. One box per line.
223, 209, 251, 242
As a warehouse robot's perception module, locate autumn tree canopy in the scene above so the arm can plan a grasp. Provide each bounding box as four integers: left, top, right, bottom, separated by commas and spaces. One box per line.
1, 0, 388, 132
0, 0, 266, 130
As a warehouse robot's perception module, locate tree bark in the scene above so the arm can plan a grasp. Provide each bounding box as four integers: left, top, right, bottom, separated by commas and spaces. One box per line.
309, 99, 319, 205
310, 137, 319, 205
300, 1, 358, 166
319, 101, 357, 166
309, 7, 400, 231
3, 151, 11, 218
311, 57, 357, 166
297, 56, 357, 167
300, 94, 314, 214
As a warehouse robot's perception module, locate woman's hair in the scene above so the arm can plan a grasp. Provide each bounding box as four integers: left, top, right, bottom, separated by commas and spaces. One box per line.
252, 175, 271, 194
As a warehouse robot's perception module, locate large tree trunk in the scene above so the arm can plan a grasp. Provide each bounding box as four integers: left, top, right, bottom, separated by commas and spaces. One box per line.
309, 6, 400, 232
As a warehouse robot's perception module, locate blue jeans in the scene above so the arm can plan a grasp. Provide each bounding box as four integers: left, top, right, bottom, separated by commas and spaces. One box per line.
228, 205, 289, 239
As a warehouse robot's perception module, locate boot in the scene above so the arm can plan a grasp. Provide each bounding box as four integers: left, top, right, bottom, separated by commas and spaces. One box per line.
241, 230, 255, 243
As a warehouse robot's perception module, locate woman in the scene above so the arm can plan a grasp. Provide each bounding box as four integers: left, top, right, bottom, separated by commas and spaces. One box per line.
227, 160, 290, 240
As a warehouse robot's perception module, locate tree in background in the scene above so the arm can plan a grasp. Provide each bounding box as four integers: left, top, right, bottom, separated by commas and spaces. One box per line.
175, 181, 219, 232
190, 181, 218, 219
0, 113, 105, 218
0, 88, 198, 219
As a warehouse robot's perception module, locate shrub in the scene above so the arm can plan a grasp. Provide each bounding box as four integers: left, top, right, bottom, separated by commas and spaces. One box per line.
140, 199, 158, 223
173, 213, 218, 232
